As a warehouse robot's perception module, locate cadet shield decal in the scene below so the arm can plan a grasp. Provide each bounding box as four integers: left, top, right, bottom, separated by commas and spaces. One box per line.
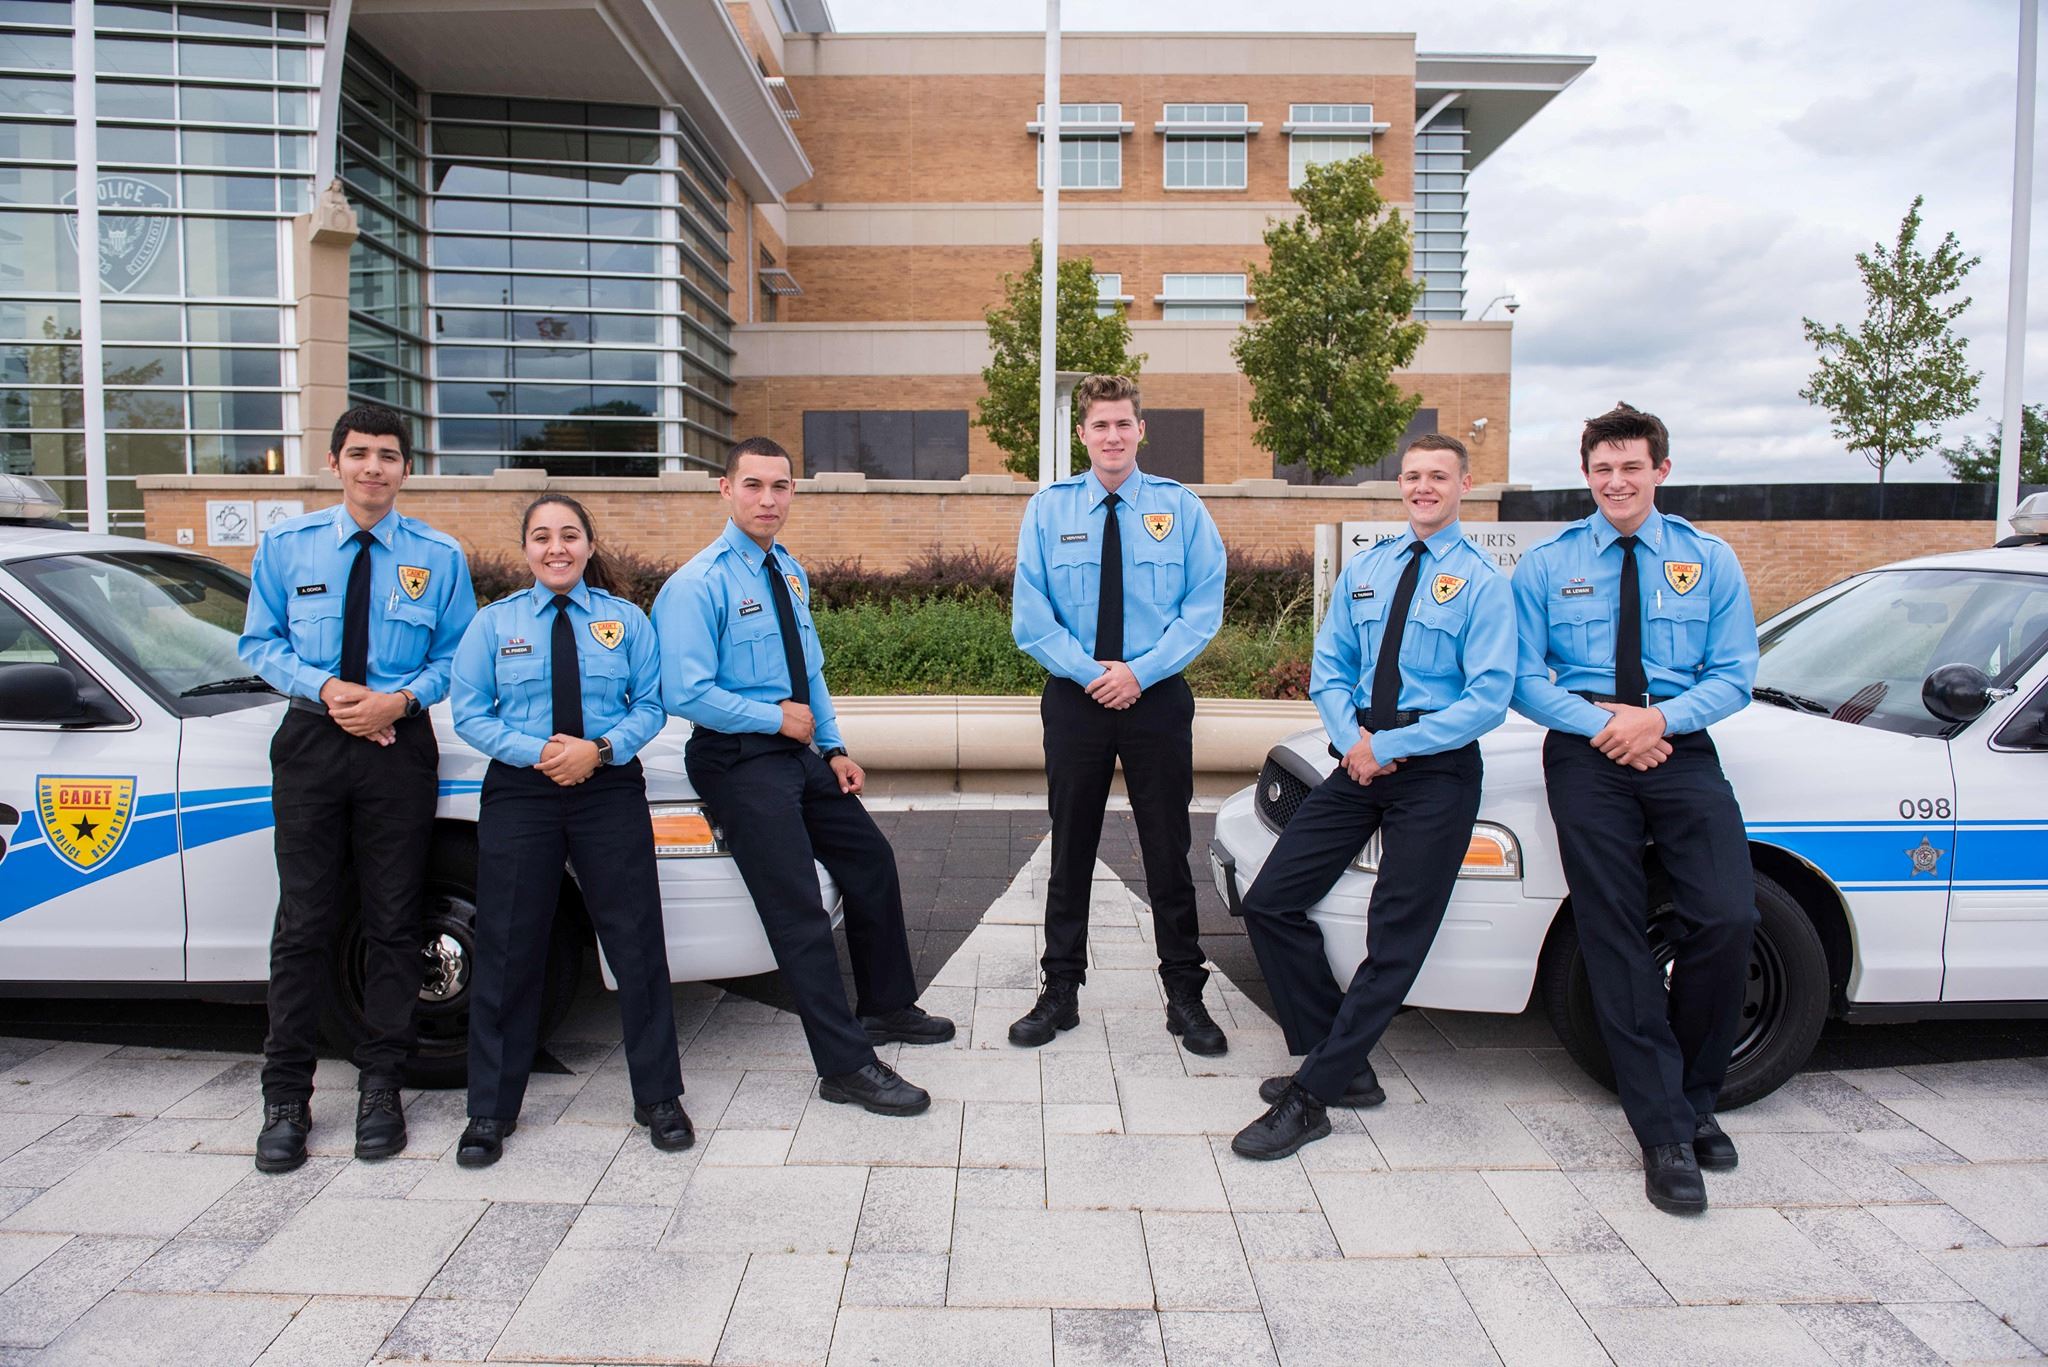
1664, 561, 1701, 595
590, 620, 625, 650
786, 573, 805, 602
36, 776, 137, 873
398, 565, 431, 600
1143, 512, 1174, 541
1431, 573, 1467, 605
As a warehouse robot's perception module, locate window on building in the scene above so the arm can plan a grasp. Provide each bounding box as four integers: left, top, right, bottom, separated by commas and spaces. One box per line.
801, 410, 969, 480
1412, 107, 1467, 320
1033, 103, 1123, 190
1285, 103, 1386, 189
1273, 408, 1438, 484
1092, 272, 1129, 318
1160, 103, 1252, 190
1158, 274, 1247, 321
1139, 408, 1203, 484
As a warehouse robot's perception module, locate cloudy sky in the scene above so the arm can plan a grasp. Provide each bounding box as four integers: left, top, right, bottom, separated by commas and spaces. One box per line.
831, 0, 2044, 487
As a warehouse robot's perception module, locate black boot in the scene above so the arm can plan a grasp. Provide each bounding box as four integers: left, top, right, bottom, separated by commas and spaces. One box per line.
456, 1117, 515, 1168
1260, 1068, 1383, 1108
1008, 979, 1080, 1048
254, 1100, 311, 1174
819, 1061, 931, 1117
1166, 992, 1228, 1056
1643, 1142, 1707, 1214
861, 1004, 957, 1046
1230, 1082, 1331, 1161
634, 1098, 696, 1151
354, 1088, 407, 1161
1693, 1114, 1738, 1170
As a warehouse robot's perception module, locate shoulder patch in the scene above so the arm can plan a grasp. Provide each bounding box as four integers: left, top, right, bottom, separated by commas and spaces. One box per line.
590, 619, 624, 649
1431, 573, 1468, 604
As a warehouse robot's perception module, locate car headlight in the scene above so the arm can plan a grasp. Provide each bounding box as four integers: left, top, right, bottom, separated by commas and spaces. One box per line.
648, 803, 724, 857
1351, 821, 1521, 879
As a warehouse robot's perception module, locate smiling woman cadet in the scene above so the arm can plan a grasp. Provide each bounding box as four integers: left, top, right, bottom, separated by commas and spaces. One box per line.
449, 494, 691, 1166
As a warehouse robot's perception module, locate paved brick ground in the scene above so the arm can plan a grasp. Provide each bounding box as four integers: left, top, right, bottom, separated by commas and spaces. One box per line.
2, 816, 2045, 1365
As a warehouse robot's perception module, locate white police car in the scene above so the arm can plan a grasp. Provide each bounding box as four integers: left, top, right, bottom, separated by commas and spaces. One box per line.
1212, 494, 2048, 1106
0, 474, 835, 1086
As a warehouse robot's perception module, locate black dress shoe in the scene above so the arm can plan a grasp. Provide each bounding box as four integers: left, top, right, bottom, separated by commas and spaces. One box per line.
254, 1100, 311, 1174
862, 1004, 957, 1046
1008, 980, 1080, 1048
1231, 1082, 1331, 1161
1259, 1069, 1384, 1108
819, 1060, 931, 1116
1693, 1114, 1738, 1170
634, 1098, 696, 1151
354, 1088, 407, 1161
1642, 1142, 1708, 1214
1166, 994, 1229, 1056
456, 1117, 515, 1168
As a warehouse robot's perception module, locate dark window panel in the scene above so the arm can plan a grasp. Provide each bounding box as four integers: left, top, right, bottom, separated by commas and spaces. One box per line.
1139, 409, 1204, 485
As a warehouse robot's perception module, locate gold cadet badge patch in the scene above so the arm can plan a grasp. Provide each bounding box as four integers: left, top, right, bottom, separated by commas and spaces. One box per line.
37, 775, 137, 873
1143, 512, 1173, 541
786, 573, 805, 602
1664, 561, 1702, 595
1431, 573, 1467, 604
590, 620, 624, 650
398, 565, 431, 600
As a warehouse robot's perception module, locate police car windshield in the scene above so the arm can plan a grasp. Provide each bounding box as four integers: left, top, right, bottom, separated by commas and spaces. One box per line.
1756, 568, 2048, 737
9, 551, 254, 711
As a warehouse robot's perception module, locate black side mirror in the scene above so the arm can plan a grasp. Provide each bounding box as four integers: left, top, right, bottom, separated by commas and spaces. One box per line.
0, 661, 89, 723
1921, 663, 2000, 724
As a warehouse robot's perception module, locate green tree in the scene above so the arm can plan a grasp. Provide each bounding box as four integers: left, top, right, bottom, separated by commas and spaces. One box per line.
1941, 403, 2048, 484
1232, 154, 1427, 483
975, 242, 1143, 479
1800, 196, 1983, 500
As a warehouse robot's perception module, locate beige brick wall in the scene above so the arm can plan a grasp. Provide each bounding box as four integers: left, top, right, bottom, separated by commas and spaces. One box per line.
783, 73, 1411, 206
731, 370, 1511, 486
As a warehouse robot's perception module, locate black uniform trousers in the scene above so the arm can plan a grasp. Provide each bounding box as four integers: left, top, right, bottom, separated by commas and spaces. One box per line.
1241, 742, 1482, 1104
1542, 728, 1757, 1147
685, 731, 917, 1078
1040, 674, 1206, 995
262, 706, 436, 1103
468, 758, 682, 1121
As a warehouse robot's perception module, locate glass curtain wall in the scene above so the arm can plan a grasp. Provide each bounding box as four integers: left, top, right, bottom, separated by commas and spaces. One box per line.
426, 93, 735, 475
1413, 107, 1466, 320
338, 39, 426, 441
1, 0, 309, 529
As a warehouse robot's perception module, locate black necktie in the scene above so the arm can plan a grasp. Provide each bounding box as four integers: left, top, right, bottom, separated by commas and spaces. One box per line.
339, 528, 374, 685
1615, 534, 1646, 703
1095, 492, 1124, 662
1368, 541, 1427, 732
551, 593, 583, 739
765, 553, 810, 707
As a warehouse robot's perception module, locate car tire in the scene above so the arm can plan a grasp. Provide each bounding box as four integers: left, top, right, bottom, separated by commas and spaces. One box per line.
320, 826, 584, 1089
1537, 866, 1829, 1111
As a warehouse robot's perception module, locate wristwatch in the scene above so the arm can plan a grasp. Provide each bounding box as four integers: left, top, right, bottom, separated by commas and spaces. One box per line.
594, 737, 614, 766
821, 747, 849, 762
400, 690, 421, 719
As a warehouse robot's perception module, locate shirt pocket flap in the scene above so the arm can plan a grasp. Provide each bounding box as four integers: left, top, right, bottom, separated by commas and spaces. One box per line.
497, 652, 545, 686
387, 599, 437, 628
1408, 598, 1467, 633
585, 649, 630, 679
1129, 533, 1182, 564
286, 594, 343, 623
1552, 595, 1606, 625
1048, 533, 1097, 565
1648, 593, 1710, 623
727, 610, 778, 644
1348, 593, 1388, 627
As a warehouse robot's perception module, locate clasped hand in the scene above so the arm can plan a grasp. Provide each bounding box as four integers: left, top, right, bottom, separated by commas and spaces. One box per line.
1342, 735, 1399, 785
1591, 703, 1672, 770
535, 735, 602, 786
1085, 661, 1141, 710
320, 678, 403, 746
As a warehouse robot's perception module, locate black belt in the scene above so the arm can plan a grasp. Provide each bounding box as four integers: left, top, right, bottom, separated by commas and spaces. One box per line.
287, 695, 327, 715
1356, 707, 1432, 732
1572, 690, 1680, 707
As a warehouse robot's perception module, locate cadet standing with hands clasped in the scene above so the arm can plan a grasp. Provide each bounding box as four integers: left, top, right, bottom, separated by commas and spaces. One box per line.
449, 494, 691, 1166
1230, 434, 1515, 1159
237, 405, 476, 1173
655, 437, 953, 1117
1512, 402, 1760, 1216
1009, 374, 1229, 1054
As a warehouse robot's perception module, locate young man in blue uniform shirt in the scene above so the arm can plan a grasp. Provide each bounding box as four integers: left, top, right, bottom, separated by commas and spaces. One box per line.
237, 405, 476, 1173
653, 437, 952, 1117
1230, 434, 1515, 1159
1009, 374, 1229, 1053
1511, 402, 1760, 1215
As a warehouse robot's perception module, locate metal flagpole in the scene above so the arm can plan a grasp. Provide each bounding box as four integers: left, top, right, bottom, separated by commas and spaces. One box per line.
1038, 0, 1061, 489
1997, 0, 2039, 533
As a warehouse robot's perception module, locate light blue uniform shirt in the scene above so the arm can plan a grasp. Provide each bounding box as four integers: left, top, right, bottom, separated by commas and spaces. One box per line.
1012, 466, 1226, 690
450, 580, 665, 769
1511, 507, 1758, 738
238, 502, 475, 706
1315, 520, 1516, 762
652, 519, 843, 752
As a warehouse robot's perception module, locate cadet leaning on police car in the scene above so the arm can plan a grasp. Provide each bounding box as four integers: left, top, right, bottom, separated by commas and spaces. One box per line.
237, 404, 476, 1174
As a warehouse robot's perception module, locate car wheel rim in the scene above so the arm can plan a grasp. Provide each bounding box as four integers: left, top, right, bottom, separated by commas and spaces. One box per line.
340, 883, 476, 1064
1647, 899, 1783, 1074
